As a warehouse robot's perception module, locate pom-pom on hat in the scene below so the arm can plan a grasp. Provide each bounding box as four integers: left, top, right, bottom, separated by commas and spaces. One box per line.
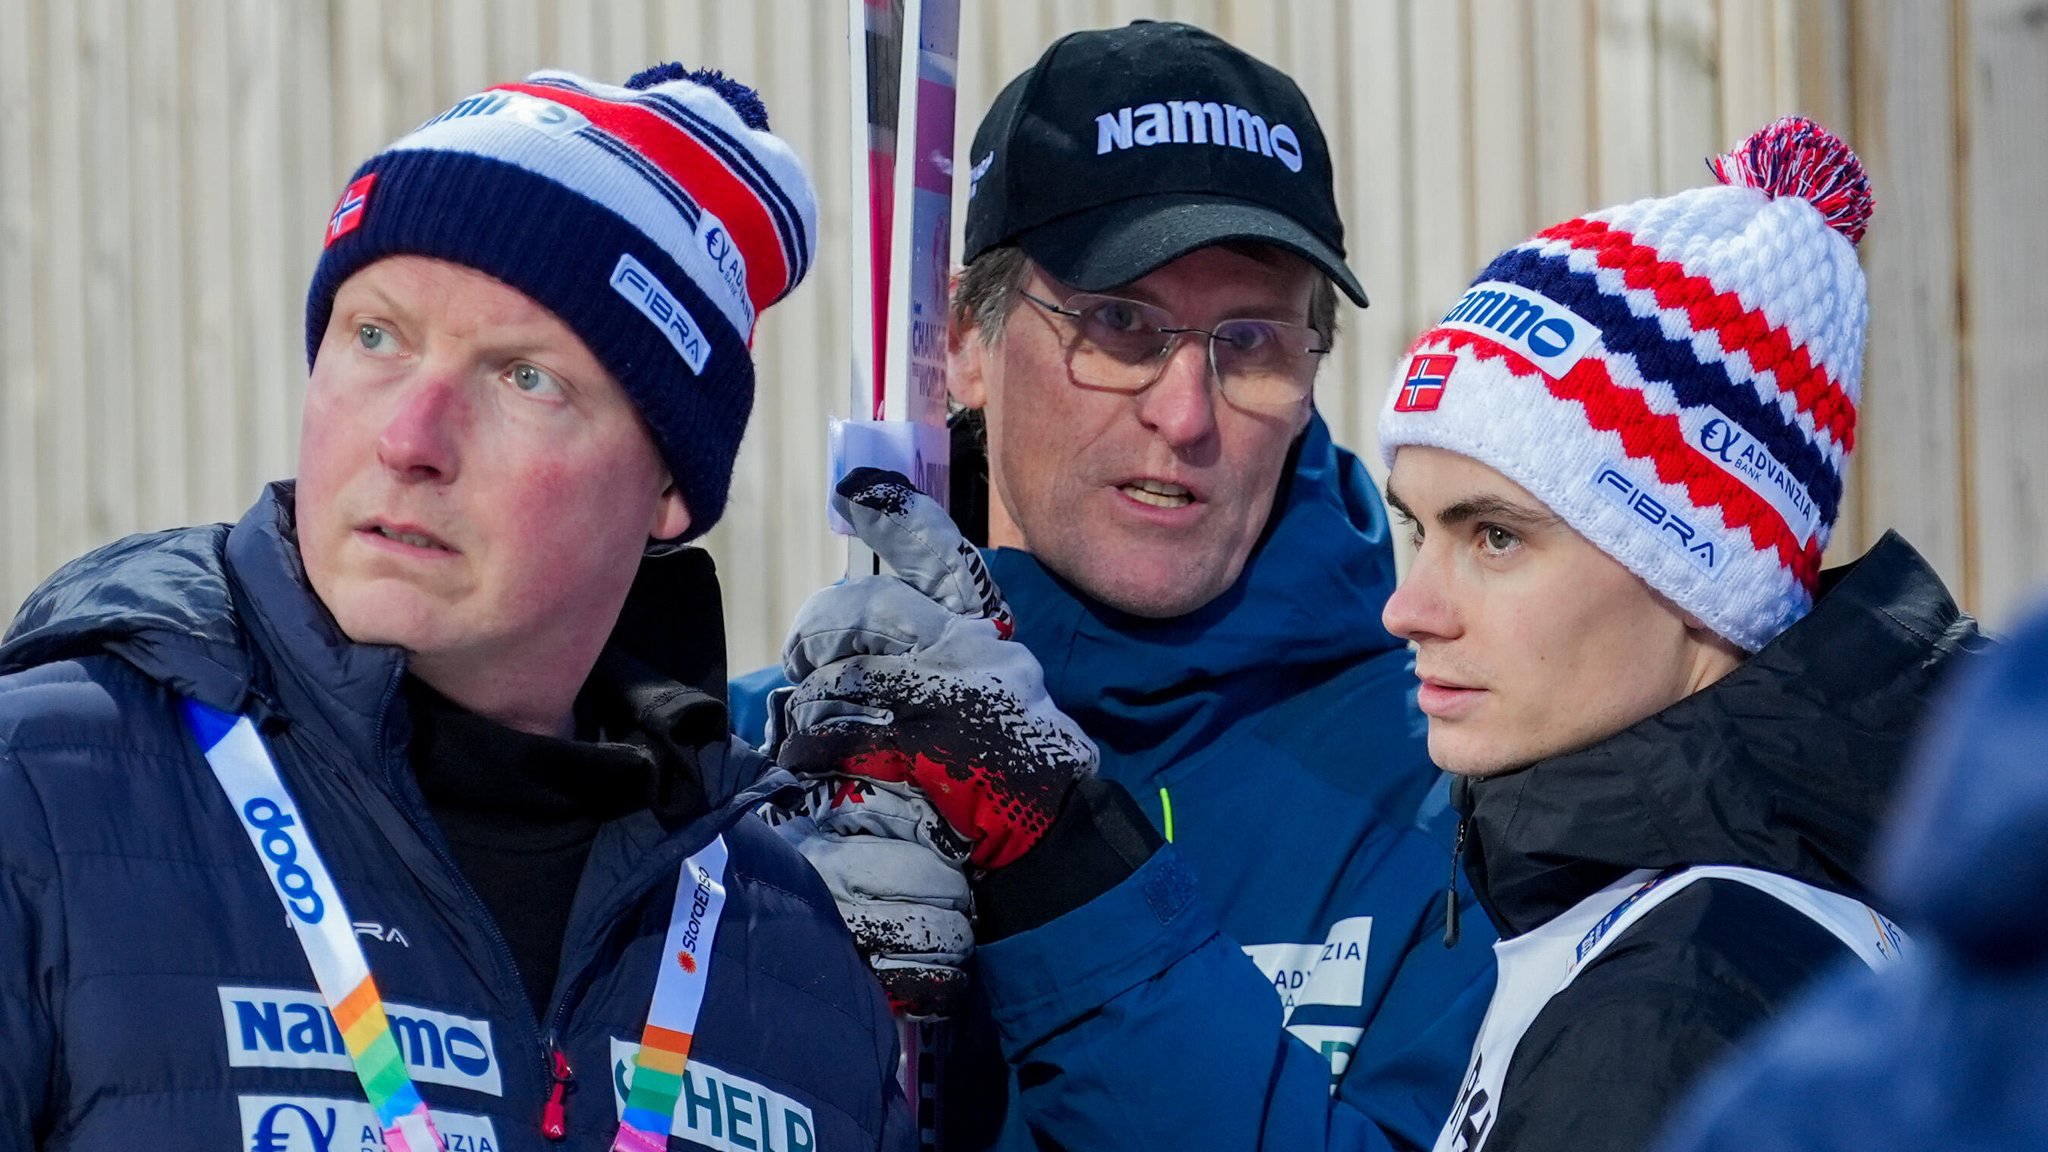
1377, 116, 1873, 652
305, 64, 820, 541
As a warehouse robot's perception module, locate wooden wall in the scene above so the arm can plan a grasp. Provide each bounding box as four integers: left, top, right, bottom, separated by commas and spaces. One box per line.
1, 0, 2042, 673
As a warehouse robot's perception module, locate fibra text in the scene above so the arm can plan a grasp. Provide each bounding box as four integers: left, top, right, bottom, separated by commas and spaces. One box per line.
1592, 466, 1722, 575
611, 253, 712, 375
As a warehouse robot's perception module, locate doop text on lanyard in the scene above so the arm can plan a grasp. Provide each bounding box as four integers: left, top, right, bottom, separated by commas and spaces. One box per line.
183, 698, 728, 1151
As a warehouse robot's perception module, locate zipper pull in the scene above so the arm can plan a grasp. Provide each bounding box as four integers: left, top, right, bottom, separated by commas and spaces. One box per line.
542, 1047, 573, 1140
1444, 814, 1469, 950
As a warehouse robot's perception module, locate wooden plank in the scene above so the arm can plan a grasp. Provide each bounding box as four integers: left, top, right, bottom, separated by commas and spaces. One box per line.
230, 0, 294, 491
1654, 0, 1720, 189
1281, 0, 1355, 439
1782, 0, 1862, 560
1962, 0, 2048, 624
487, 0, 544, 80
1846, 0, 1966, 594
182, 0, 244, 521
1530, 0, 1594, 226
595, 0, 650, 84
440, 0, 493, 97
39, 0, 93, 566
1594, 0, 1659, 203
282, 0, 337, 482
80, 0, 138, 545
0, 0, 42, 608
1716, 0, 1781, 140
1469, 0, 1537, 257
128, 0, 191, 527
330, 0, 386, 188
1336, 0, 1410, 467
549, 0, 598, 76
744, 0, 847, 674
379, 0, 436, 139
1405, 0, 1472, 326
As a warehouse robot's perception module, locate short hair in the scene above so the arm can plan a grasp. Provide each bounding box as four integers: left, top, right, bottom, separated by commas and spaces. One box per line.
951, 243, 1340, 349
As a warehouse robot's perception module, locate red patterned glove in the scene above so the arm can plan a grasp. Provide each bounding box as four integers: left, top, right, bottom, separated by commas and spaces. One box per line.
774, 469, 1097, 871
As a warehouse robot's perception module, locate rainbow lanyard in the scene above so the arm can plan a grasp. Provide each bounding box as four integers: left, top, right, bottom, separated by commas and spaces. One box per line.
612, 834, 729, 1151
184, 698, 733, 1149
183, 698, 446, 1152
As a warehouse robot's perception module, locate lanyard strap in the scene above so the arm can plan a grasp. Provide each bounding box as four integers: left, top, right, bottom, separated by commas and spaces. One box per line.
613, 835, 731, 1151
181, 698, 447, 1152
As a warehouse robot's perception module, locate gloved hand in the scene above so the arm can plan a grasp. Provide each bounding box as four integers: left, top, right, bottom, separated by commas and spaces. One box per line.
775, 468, 1098, 872
761, 777, 973, 1018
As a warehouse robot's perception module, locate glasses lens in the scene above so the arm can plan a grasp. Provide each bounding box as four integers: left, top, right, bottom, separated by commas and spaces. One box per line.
1213, 319, 1321, 407
1060, 295, 1173, 390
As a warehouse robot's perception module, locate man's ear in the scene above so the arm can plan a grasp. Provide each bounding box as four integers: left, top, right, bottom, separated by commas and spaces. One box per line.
650, 481, 692, 542
947, 311, 991, 410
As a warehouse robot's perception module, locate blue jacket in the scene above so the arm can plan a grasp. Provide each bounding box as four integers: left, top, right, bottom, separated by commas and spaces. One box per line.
973, 532, 1977, 1152
1653, 595, 2046, 1152
737, 415, 1495, 1150
0, 485, 909, 1152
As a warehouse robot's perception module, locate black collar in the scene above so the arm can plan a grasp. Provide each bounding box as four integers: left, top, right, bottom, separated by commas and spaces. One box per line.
1458, 532, 1983, 938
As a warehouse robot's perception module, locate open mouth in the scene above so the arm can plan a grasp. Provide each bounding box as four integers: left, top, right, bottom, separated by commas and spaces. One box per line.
369, 525, 453, 551
1119, 479, 1194, 509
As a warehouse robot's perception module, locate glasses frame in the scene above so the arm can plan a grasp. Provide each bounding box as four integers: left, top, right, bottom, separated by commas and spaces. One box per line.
1016, 288, 1329, 410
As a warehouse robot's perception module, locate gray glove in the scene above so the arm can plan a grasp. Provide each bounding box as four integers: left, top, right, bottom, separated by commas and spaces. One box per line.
776, 469, 1098, 871
761, 778, 973, 1019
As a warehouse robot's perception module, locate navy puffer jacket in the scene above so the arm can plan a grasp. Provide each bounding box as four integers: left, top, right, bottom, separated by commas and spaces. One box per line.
0, 484, 910, 1151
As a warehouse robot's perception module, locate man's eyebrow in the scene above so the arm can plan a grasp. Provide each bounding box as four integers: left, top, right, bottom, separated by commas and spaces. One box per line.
1384, 485, 1415, 521
1434, 494, 1561, 530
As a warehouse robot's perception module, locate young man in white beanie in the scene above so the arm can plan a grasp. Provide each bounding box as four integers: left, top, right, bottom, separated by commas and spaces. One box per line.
0, 66, 910, 1150
767, 117, 1985, 1152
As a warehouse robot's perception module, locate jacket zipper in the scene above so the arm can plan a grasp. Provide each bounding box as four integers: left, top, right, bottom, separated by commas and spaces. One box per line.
367, 667, 560, 1135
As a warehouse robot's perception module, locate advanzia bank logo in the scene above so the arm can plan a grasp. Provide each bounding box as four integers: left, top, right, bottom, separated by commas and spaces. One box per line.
237, 1095, 499, 1152
219, 986, 503, 1097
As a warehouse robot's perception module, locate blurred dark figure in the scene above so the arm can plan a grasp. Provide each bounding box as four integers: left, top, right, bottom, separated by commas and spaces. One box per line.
1655, 597, 2042, 1152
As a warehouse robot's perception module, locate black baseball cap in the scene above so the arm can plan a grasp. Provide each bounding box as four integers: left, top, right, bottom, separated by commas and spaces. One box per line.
962, 21, 1367, 307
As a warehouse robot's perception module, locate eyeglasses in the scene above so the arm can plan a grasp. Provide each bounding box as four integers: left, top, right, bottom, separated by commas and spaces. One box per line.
1017, 289, 1328, 410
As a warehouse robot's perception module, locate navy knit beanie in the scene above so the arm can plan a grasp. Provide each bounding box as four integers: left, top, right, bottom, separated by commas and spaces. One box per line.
305, 65, 819, 541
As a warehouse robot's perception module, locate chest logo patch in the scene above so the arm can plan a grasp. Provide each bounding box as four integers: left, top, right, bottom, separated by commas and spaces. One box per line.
1241, 916, 1373, 1094
219, 986, 502, 1097
611, 1038, 820, 1152
237, 1095, 499, 1152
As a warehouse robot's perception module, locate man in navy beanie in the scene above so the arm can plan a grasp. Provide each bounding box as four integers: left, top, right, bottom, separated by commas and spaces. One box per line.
0, 65, 910, 1150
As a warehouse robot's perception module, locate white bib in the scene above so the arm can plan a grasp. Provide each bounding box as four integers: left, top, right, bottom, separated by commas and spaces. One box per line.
1432, 865, 1906, 1152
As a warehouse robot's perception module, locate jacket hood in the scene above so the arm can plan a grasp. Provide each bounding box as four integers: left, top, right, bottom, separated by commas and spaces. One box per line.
1458, 531, 1985, 938
2, 482, 762, 806
1878, 595, 2043, 967
985, 410, 1409, 783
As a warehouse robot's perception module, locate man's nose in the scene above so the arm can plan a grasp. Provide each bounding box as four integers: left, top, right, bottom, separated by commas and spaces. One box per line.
1382, 544, 1457, 643
375, 366, 466, 482
1134, 334, 1220, 449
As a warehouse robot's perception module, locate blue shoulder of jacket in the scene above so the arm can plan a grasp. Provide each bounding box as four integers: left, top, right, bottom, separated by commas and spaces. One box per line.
0, 653, 186, 759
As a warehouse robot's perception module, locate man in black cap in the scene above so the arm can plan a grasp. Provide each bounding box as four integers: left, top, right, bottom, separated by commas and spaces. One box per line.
742, 21, 1492, 1152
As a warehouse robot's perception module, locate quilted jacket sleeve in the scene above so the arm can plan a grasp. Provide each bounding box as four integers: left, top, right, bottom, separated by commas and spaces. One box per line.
0, 745, 61, 1152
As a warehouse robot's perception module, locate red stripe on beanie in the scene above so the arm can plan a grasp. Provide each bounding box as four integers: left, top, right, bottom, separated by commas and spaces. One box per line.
1433, 329, 1824, 591
1538, 217, 1857, 454
495, 82, 788, 321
